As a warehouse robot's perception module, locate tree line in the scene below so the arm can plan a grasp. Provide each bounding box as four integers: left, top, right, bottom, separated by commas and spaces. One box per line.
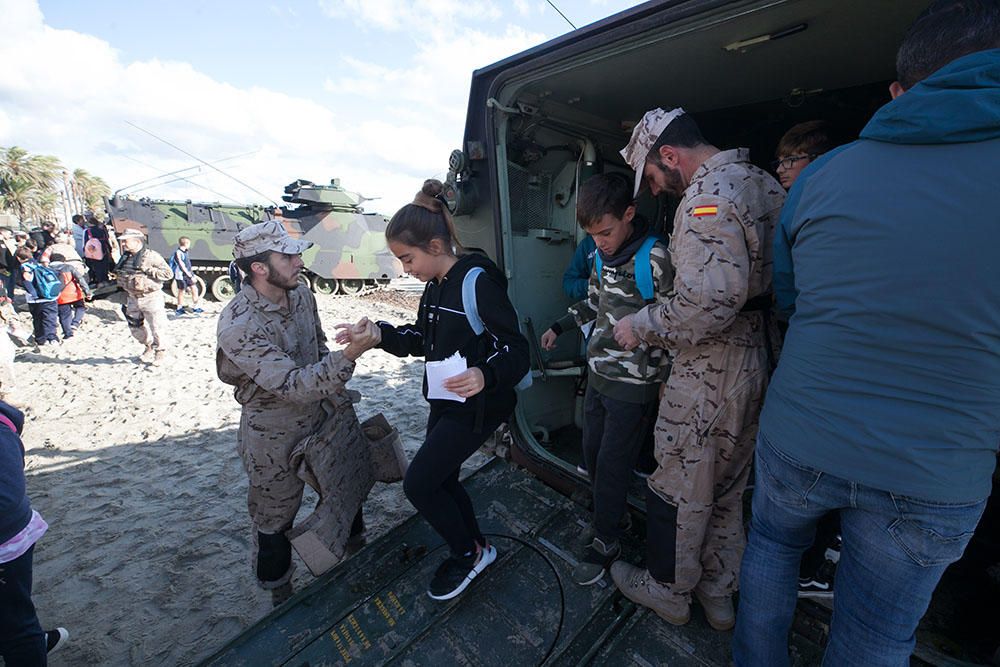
0, 146, 110, 227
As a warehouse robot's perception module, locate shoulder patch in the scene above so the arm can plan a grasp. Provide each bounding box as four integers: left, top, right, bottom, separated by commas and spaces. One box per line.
692, 205, 718, 217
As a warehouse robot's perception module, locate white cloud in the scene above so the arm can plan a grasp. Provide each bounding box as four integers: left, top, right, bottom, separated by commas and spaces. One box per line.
0, 0, 469, 216
0, 0, 640, 221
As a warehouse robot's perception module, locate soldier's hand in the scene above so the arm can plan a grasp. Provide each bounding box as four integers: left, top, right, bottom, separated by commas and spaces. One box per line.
540, 328, 558, 350
442, 367, 486, 399
613, 315, 640, 351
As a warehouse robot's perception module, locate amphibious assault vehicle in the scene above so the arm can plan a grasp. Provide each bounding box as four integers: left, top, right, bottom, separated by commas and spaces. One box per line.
105, 178, 403, 300
205, 1, 1000, 665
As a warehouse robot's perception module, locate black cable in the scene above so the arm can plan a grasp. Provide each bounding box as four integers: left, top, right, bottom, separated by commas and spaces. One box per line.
483, 532, 567, 666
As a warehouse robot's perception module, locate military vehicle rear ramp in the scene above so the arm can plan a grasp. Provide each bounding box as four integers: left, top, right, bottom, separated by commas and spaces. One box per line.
199, 460, 825, 667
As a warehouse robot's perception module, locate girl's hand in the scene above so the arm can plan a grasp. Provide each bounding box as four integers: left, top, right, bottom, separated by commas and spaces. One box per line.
442, 367, 485, 399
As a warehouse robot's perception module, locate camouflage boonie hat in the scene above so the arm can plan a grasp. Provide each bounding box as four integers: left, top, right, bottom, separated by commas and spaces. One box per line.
118, 229, 145, 240
620, 107, 686, 196
233, 220, 313, 259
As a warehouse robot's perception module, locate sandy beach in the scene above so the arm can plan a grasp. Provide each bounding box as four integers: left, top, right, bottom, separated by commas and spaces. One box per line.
8, 287, 483, 666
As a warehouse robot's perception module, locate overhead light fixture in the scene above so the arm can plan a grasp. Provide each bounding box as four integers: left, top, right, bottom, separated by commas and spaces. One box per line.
579, 138, 596, 166
724, 23, 808, 52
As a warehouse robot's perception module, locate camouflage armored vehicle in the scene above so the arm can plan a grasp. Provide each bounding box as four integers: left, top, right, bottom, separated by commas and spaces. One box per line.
105, 178, 403, 300
205, 1, 999, 665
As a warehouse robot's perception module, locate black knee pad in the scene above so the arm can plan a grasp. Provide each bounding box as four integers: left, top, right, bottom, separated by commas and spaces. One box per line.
646, 487, 679, 584
257, 531, 292, 583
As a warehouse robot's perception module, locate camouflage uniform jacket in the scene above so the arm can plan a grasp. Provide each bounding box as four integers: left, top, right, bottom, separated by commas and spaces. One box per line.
631, 148, 785, 353
555, 239, 674, 404
216, 284, 355, 409
115, 248, 173, 296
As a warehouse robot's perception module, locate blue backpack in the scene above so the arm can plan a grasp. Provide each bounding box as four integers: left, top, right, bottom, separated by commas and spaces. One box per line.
27, 261, 63, 300
461, 267, 532, 391
593, 235, 661, 302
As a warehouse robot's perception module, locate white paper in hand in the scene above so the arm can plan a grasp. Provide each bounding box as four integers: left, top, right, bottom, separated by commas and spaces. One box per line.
425, 351, 468, 402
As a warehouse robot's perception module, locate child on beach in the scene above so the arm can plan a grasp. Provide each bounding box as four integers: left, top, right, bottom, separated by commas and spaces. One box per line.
540, 172, 673, 586
0, 400, 68, 663
170, 237, 203, 315
337, 179, 529, 601
49, 253, 93, 338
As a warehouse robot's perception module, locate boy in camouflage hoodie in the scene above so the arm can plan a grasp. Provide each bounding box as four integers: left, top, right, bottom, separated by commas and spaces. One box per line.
540, 172, 673, 585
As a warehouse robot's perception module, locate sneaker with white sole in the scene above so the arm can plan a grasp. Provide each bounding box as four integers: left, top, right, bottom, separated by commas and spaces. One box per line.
427, 544, 497, 601
572, 537, 620, 586
46, 627, 69, 654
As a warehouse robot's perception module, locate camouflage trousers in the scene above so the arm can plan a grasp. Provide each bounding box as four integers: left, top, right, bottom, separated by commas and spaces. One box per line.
646, 338, 769, 599
237, 403, 324, 586
125, 290, 169, 351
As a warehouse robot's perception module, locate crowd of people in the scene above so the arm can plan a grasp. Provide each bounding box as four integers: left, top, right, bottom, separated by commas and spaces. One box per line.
2, 0, 997, 665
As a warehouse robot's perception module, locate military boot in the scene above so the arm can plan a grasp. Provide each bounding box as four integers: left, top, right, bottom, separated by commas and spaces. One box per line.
138, 345, 154, 363
611, 561, 690, 625
694, 589, 735, 631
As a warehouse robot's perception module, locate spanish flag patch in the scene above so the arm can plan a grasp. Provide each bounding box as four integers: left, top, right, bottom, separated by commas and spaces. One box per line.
692, 205, 718, 217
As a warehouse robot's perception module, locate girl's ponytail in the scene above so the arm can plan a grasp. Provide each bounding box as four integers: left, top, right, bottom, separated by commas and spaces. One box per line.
386, 179, 463, 254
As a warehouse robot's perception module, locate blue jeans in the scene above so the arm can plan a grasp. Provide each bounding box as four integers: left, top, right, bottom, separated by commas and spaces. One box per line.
733, 433, 986, 667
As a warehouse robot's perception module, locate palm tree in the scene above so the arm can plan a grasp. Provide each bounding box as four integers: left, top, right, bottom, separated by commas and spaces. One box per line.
72, 168, 111, 213
0, 146, 63, 224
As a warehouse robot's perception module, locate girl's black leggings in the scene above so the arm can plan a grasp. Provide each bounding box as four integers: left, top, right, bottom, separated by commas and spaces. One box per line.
403, 404, 505, 556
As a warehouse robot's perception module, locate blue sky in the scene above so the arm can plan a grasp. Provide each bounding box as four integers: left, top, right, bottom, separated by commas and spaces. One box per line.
2, 0, 645, 216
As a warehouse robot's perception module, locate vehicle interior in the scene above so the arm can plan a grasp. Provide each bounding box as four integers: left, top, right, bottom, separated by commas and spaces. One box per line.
457, 0, 1000, 662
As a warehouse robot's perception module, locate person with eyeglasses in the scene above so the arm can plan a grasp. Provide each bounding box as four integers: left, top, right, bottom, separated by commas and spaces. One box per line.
771, 120, 834, 190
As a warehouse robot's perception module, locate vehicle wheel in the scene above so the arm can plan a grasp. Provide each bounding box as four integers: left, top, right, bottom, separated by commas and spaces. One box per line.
375, 278, 391, 287
298, 273, 312, 290
170, 275, 207, 301
210, 276, 237, 301
339, 279, 365, 295
313, 277, 338, 295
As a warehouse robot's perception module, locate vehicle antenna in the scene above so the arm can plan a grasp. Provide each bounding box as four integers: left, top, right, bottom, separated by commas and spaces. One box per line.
545, 0, 576, 29
119, 154, 246, 205
113, 150, 259, 197
124, 120, 280, 206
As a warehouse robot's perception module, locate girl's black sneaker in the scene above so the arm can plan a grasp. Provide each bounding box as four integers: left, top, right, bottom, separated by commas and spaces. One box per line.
428, 544, 497, 600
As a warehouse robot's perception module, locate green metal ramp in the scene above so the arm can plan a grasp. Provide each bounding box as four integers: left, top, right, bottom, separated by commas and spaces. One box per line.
200, 459, 770, 666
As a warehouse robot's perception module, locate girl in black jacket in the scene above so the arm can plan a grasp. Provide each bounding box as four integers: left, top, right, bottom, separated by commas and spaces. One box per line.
337, 180, 529, 600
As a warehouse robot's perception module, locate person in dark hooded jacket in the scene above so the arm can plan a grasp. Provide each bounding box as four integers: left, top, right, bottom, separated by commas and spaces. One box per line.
0, 401, 68, 663
735, 2, 1000, 664
337, 179, 529, 602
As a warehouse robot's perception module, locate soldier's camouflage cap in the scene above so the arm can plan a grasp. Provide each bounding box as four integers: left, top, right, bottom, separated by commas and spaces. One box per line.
620, 107, 686, 196
233, 220, 313, 259
118, 229, 146, 240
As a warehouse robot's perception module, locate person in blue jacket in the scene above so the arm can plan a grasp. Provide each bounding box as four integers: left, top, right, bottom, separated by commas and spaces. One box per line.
734, 2, 1000, 665
562, 235, 596, 300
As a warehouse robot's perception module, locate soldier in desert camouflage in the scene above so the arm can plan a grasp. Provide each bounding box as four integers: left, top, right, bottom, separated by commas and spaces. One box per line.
611, 108, 785, 631
215, 221, 379, 605
114, 229, 174, 365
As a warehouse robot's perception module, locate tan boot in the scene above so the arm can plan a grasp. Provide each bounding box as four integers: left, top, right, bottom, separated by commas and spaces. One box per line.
138, 345, 154, 363
610, 561, 690, 625
694, 589, 735, 631
152, 350, 167, 366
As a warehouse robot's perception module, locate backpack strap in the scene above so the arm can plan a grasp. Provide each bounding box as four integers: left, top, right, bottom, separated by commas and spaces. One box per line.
594, 235, 660, 301
634, 235, 659, 302
461, 266, 486, 336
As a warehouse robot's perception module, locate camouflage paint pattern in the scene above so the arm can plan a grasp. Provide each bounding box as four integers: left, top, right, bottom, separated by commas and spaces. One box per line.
105, 179, 403, 286
629, 149, 786, 598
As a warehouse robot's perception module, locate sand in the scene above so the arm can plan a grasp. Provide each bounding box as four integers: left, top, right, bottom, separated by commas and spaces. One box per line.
8, 287, 483, 666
